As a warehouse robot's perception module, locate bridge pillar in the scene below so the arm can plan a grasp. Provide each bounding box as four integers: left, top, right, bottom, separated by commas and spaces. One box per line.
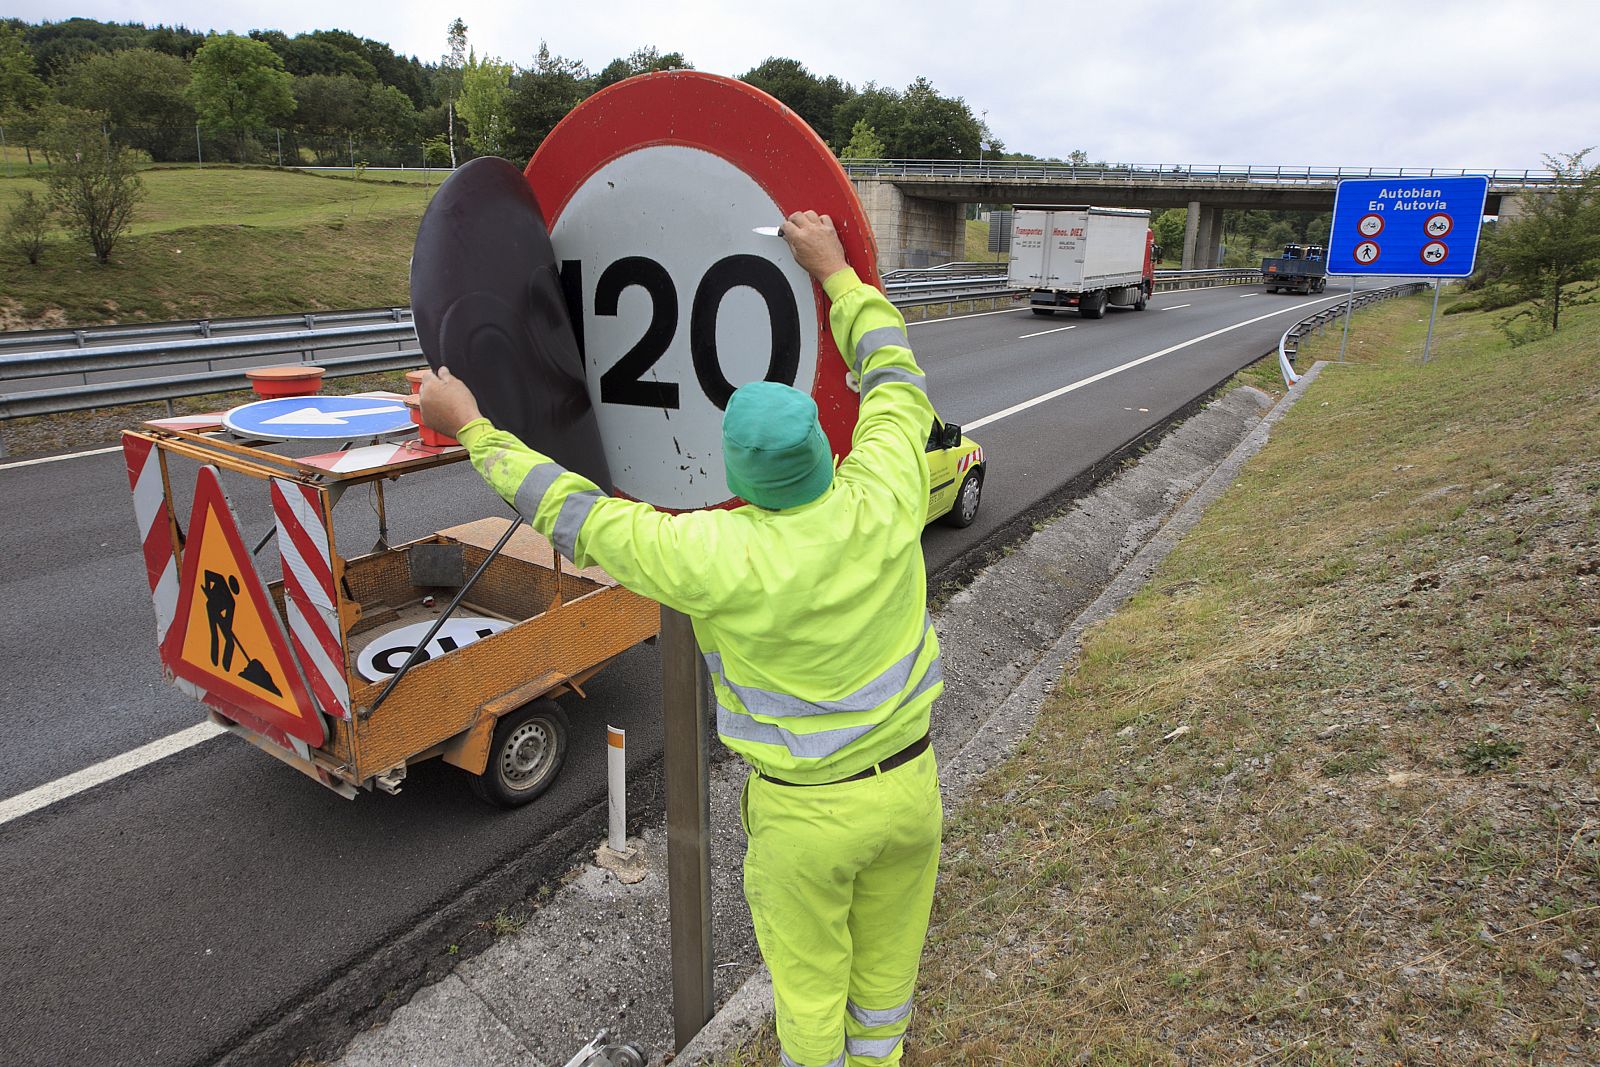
1182, 201, 1200, 269
1203, 206, 1225, 267
851, 180, 964, 269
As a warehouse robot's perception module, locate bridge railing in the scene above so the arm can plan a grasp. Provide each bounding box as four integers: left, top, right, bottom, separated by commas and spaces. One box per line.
843, 160, 1559, 187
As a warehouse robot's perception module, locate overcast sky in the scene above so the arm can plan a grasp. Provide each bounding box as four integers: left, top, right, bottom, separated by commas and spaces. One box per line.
17, 0, 1595, 169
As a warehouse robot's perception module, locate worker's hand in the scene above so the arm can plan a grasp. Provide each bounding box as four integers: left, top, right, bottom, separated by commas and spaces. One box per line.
781, 211, 849, 283
418, 365, 483, 438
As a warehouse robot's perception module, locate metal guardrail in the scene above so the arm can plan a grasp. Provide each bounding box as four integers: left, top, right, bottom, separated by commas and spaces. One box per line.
843, 160, 1560, 187
0, 307, 412, 356
1277, 283, 1431, 386
0, 268, 1263, 440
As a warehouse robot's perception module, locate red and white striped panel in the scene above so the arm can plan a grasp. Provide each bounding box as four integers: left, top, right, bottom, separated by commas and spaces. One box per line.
957, 446, 985, 474
121, 434, 180, 644
298, 440, 461, 475
271, 479, 351, 721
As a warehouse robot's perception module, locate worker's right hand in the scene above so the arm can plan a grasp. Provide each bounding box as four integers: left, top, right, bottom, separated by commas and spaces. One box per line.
781, 211, 850, 283
418, 365, 483, 438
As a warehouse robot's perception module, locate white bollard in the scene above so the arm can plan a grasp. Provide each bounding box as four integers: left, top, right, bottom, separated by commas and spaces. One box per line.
607, 726, 627, 854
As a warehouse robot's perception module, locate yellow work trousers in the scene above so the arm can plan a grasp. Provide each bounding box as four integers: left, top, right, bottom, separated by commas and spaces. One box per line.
741, 747, 942, 1067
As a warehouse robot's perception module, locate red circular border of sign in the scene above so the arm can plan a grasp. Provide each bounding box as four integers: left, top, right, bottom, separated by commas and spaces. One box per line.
1420, 240, 1449, 266
1353, 240, 1381, 265
1358, 213, 1385, 237
525, 71, 879, 509
1424, 212, 1453, 238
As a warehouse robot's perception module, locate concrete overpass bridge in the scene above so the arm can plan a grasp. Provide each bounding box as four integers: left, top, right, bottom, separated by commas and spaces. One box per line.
844, 160, 1559, 269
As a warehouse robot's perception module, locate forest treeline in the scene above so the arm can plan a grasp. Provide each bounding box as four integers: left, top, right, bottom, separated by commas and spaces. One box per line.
0, 16, 1005, 167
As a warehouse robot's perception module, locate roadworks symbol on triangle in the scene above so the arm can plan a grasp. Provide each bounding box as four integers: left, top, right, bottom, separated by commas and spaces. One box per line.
161, 465, 325, 748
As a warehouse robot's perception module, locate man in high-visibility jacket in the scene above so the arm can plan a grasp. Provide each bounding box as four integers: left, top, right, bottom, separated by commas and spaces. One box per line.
420, 211, 942, 1067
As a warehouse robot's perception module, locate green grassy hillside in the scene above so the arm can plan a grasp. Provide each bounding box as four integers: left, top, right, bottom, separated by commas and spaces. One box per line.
0, 167, 435, 327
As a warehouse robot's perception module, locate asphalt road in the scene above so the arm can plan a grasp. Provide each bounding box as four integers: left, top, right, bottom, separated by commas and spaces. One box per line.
0, 283, 1348, 1067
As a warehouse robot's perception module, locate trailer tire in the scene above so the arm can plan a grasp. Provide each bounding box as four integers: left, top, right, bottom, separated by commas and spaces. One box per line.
1315, 278, 1326, 293
1080, 291, 1108, 319
470, 699, 570, 808
1267, 286, 1279, 294
1134, 288, 1148, 311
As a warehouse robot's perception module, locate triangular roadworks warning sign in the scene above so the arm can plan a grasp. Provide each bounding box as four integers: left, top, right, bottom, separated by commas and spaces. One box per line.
160, 465, 326, 748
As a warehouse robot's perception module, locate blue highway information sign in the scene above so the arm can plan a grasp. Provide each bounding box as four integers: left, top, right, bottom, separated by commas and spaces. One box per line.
223, 395, 416, 441
1326, 176, 1489, 277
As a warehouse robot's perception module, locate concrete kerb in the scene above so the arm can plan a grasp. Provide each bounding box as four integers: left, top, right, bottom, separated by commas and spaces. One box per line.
672, 362, 1328, 1065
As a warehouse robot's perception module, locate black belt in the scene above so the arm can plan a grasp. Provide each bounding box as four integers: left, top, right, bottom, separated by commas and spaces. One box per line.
760, 734, 930, 787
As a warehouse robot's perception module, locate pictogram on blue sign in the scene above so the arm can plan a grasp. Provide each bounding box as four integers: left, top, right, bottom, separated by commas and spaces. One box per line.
223, 395, 416, 441
1326, 176, 1489, 277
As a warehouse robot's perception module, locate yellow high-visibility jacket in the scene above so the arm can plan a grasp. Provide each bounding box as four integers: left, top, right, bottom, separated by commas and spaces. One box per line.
457, 267, 941, 784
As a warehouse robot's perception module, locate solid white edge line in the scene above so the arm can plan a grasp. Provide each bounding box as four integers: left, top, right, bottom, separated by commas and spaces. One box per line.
963, 292, 1344, 433
906, 305, 1028, 326
0, 721, 225, 827
1162, 303, 1192, 311
0, 444, 123, 471
1018, 325, 1078, 339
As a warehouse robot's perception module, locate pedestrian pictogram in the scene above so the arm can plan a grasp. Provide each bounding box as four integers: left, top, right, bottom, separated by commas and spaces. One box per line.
1425, 213, 1453, 238
1421, 241, 1449, 266
161, 465, 325, 747
1354, 241, 1381, 265
1358, 214, 1384, 237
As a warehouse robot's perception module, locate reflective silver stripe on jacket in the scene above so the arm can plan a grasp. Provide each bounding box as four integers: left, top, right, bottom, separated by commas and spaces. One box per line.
847, 994, 914, 1029
702, 621, 938, 718
845, 1034, 905, 1058
512, 462, 563, 522
860, 365, 926, 398
780, 1050, 844, 1067
854, 326, 910, 376
513, 463, 607, 561
716, 705, 880, 758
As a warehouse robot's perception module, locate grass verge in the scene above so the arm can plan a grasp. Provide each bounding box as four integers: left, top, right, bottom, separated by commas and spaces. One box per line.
717, 294, 1600, 1064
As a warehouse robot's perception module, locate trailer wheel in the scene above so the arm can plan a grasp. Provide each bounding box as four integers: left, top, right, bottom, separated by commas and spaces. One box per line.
1080, 291, 1108, 319
1315, 278, 1326, 293
1030, 307, 1055, 316
1134, 288, 1148, 311
1267, 286, 1279, 294
470, 699, 570, 808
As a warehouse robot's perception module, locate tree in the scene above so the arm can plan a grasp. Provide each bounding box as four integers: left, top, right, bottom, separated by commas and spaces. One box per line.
187, 33, 295, 158
1152, 208, 1187, 264
457, 48, 513, 157
740, 57, 850, 147
435, 18, 470, 167
56, 48, 194, 161
839, 119, 884, 160
41, 110, 144, 263
0, 23, 47, 117
593, 46, 692, 91
895, 77, 982, 159
1482, 148, 1600, 338
4, 187, 53, 264
503, 42, 590, 164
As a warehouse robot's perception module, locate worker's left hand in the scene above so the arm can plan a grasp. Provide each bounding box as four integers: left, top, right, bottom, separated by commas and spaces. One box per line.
418, 366, 483, 438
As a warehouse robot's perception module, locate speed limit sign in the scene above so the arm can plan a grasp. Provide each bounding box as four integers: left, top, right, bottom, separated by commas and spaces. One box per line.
526, 72, 878, 512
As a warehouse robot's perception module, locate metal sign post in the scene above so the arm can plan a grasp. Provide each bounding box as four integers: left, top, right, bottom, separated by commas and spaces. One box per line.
660, 606, 713, 1050
1422, 279, 1443, 364
1338, 275, 1356, 361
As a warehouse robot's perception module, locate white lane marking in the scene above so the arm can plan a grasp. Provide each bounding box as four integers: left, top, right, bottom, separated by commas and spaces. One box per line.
964, 292, 1344, 433
907, 305, 1028, 327
1161, 304, 1192, 311
0, 721, 224, 827
0, 444, 123, 471
1018, 324, 1078, 339
1239, 293, 1256, 298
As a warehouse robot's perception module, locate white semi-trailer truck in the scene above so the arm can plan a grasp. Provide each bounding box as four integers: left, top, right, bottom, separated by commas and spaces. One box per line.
1007, 206, 1155, 318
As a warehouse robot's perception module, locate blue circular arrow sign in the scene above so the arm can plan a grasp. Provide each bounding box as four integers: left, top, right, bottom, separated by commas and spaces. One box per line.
223, 395, 416, 441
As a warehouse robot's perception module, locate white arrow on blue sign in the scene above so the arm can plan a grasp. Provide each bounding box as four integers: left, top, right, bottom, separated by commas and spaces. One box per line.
223, 395, 417, 441
1326, 176, 1489, 278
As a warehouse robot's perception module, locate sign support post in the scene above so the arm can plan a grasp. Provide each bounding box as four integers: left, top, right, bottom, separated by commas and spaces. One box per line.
1338, 276, 1356, 361
661, 605, 714, 1051
1422, 279, 1442, 364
